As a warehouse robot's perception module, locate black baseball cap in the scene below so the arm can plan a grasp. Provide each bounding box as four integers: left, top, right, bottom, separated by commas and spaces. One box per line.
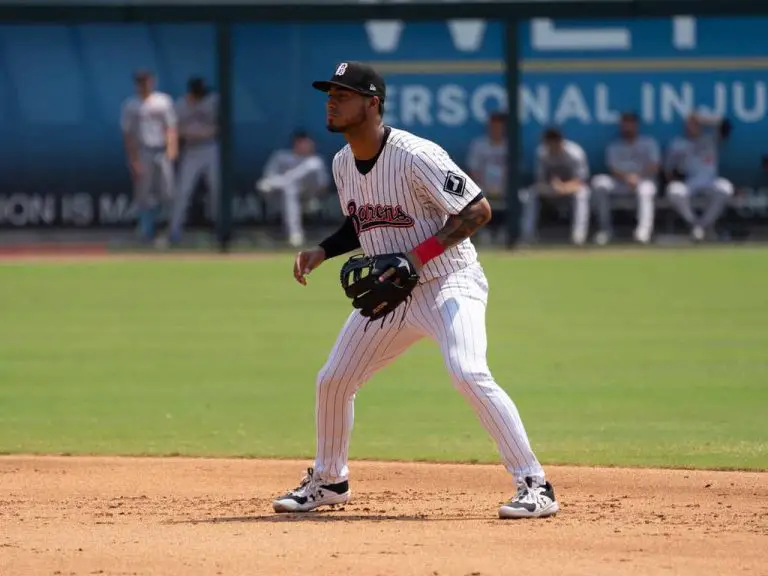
133, 68, 154, 82
312, 61, 386, 101
187, 76, 208, 95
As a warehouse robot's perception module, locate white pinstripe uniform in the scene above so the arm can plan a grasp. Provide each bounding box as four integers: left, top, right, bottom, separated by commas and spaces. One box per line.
314, 127, 546, 485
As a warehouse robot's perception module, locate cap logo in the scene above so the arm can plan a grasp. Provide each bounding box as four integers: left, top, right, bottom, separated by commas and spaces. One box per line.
335, 63, 348, 77
369, 84, 376, 91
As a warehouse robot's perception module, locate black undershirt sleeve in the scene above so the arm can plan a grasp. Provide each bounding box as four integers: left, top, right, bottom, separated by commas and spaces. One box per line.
319, 216, 361, 259
466, 192, 484, 206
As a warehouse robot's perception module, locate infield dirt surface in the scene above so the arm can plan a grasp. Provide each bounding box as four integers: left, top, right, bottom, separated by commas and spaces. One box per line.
2, 456, 766, 576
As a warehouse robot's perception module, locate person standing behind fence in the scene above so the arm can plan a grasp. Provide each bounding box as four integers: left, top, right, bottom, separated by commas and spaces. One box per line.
590, 112, 660, 245
256, 131, 330, 248
120, 69, 178, 243
466, 112, 507, 205
167, 77, 220, 245
521, 128, 591, 246
664, 113, 734, 242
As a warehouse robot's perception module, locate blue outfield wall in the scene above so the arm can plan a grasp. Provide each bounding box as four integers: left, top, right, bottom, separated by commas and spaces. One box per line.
0, 17, 766, 227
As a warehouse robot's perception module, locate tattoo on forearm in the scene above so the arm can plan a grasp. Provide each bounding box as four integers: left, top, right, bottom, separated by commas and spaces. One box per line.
435, 201, 491, 249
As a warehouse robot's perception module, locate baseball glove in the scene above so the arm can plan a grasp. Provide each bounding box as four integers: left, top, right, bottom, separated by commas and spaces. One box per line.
340, 253, 420, 327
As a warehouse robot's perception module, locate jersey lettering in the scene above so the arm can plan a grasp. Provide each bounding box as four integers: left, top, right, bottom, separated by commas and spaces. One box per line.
347, 200, 415, 234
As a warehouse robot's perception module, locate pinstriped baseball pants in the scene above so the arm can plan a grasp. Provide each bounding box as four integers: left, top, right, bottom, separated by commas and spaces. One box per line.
313, 262, 545, 486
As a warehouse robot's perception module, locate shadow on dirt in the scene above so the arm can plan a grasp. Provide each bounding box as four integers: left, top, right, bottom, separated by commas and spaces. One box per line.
165, 511, 490, 524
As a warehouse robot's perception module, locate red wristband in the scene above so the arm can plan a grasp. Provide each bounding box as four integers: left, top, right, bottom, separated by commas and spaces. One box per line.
412, 236, 445, 265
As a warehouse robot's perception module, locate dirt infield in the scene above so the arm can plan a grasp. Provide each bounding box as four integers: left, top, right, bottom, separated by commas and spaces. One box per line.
1, 457, 766, 576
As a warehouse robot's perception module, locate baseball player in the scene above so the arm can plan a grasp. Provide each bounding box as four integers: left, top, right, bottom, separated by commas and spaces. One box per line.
256, 131, 330, 248
466, 111, 508, 203
591, 112, 660, 245
168, 77, 220, 244
664, 113, 734, 241
120, 70, 177, 242
521, 128, 591, 246
272, 62, 559, 520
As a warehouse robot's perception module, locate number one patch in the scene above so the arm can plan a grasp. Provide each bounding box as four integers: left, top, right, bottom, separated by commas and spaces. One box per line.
443, 171, 466, 197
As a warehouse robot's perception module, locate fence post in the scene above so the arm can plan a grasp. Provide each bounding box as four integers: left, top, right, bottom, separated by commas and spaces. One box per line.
504, 17, 521, 249
216, 20, 233, 252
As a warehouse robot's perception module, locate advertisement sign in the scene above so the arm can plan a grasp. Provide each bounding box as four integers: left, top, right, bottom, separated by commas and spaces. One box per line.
0, 23, 216, 228
0, 16, 767, 228
517, 17, 767, 179
233, 15, 767, 190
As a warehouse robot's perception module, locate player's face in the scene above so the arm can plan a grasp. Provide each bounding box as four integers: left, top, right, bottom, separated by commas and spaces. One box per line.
685, 116, 701, 137
487, 119, 505, 141
135, 77, 154, 96
619, 118, 638, 139
326, 87, 370, 133
293, 137, 315, 156
544, 139, 563, 155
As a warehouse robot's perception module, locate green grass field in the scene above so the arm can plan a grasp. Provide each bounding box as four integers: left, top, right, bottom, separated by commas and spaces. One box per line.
1, 247, 767, 470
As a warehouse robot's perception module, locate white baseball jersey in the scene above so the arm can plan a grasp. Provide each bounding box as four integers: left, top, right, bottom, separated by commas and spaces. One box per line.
606, 135, 660, 178
466, 135, 507, 199
332, 127, 480, 283
120, 92, 176, 149
535, 139, 589, 183
665, 133, 720, 182
175, 93, 219, 147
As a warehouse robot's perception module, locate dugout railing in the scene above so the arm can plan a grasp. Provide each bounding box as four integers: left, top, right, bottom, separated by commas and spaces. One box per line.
1, 0, 765, 250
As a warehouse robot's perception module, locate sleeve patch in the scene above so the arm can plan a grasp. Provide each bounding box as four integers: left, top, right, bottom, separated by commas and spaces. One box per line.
443, 171, 466, 197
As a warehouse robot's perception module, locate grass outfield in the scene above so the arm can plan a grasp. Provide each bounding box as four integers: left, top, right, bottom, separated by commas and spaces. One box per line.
1, 247, 766, 470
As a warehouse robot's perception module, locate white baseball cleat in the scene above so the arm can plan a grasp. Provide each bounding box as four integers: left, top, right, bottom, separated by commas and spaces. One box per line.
634, 228, 652, 245
594, 231, 610, 246
288, 232, 305, 248
499, 476, 559, 519
273, 467, 351, 513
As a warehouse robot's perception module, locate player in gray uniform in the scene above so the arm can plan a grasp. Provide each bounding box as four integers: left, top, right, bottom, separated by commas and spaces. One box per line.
120, 70, 178, 242
466, 112, 507, 203
256, 131, 330, 247
168, 77, 220, 244
591, 112, 660, 245
664, 113, 734, 241
521, 128, 591, 245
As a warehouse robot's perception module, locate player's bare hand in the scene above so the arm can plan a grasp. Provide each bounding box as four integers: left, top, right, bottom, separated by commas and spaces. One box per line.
550, 178, 567, 195
294, 247, 326, 286
405, 251, 424, 273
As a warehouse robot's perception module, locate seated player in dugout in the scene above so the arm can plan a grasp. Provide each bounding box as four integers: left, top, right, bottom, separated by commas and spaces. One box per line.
520, 127, 591, 246
663, 112, 734, 242
256, 130, 330, 248
590, 111, 661, 245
